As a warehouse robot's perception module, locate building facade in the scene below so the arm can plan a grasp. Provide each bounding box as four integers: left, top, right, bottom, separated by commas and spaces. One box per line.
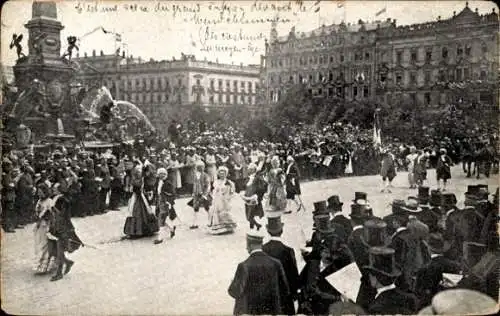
263, 3, 498, 108
73, 52, 261, 130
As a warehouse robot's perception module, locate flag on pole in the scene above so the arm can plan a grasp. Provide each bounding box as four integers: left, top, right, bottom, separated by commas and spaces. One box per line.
115, 33, 122, 42
373, 109, 382, 146
337, 0, 345, 8
375, 7, 387, 16
314, 6, 320, 12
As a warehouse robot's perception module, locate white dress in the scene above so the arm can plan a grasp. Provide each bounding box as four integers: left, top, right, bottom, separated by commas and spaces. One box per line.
208, 179, 237, 235
33, 198, 56, 274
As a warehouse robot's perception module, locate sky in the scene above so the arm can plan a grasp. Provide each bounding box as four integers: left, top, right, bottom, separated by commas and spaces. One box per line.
1, 0, 497, 67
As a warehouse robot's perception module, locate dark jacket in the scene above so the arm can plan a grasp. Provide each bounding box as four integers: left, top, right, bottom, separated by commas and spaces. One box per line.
263, 239, 299, 314
368, 288, 419, 315
228, 251, 290, 315
331, 214, 353, 236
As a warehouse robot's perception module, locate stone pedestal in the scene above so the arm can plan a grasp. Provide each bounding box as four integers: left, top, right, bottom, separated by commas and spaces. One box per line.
12, 1, 77, 142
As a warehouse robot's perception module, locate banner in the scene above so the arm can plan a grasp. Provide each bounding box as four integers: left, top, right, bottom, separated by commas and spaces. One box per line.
373, 109, 382, 146
376, 7, 387, 16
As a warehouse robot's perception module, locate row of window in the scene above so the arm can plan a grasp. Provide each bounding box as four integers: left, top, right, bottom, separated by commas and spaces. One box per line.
395, 43, 486, 64
268, 85, 371, 103
268, 50, 371, 68
208, 94, 255, 105
269, 68, 371, 85
391, 68, 489, 85
208, 79, 258, 93
125, 92, 181, 104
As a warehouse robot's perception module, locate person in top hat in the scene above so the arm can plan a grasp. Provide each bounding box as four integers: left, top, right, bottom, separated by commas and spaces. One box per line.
328, 195, 352, 236
361, 219, 390, 248
364, 247, 419, 315
262, 216, 298, 314
418, 289, 498, 315
414, 233, 462, 309
441, 193, 464, 260
228, 231, 291, 315
153, 168, 177, 245
418, 186, 430, 205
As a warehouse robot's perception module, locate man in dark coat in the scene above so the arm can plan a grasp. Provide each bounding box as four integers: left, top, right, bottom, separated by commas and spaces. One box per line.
262, 216, 298, 314
327, 195, 352, 236
228, 231, 290, 315
364, 247, 419, 315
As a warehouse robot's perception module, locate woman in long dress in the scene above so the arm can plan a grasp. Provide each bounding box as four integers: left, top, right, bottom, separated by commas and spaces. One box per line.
208, 166, 237, 235
33, 183, 56, 274
265, 155, 287, 218
123, 160, 159, 238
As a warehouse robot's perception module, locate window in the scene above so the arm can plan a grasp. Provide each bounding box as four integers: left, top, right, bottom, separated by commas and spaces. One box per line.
363, 86, 369, 97
480, 70, 487, 80
380, 72, 387, 82
248, 96, 252, 104
319, 56, 324, 64
365, 52, 370, 60
438, 70, 446, 81
396, 73, 403, 85
424, 92, 431, 105
456, 68, 463, 81
313, 56, 318, 64
226, 80, 230, 91
225, 94, 230, 103
448, 69, 455, 81
410, 72, 417, 84
278, 75, 282, 84
217, 94, 221, 103
457, 45, 463, 57
396, 51, 402, 64
241, 81, 245, 91
218, 79, 223, 89
209, 96, 214, 104
465, 45, 471, 56
248, 82, 252, 93
240, 95, 245, 104
153, 94, 157, 103
340, 54, 344, 62
289, 75, 294, 83
329, 56, 334, 63
278, 59, 283, 67
410, 93, 417, 104
277, 90, 281, 102
298, 74, 303, 84
425, 50, 432, 63
411, 50, 417, 62
481, 43, 487, 54
328, 87, 334, 97
442, 47, 448, 59
210, 79, 215, 90
270, 75, 274, 85
135, 79, 140, 87
464, 68, 469, 80
233, 81, 238, 93
178, 78, 182, 86
329, 71, 333, 81
424, 71, 431, 83
196, 79, 201, 86
353, 86, 358, 97
309, 74, 313, 83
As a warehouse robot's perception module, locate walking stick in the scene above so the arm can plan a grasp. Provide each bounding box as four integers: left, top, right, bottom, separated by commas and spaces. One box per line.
68, 238, 102, 250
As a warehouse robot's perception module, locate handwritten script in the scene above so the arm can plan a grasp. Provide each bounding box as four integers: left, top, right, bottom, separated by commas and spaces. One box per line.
74, 1, 311, 58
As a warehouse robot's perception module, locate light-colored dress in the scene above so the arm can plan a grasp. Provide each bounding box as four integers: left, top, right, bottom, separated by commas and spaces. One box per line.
33, 197, 56, 274
208, 179, 237, 235
264, 168, 287, 217
205, 154, 217, 183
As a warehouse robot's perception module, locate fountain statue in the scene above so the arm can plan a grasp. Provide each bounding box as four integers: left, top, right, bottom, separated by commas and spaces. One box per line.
2, 1, 155, 150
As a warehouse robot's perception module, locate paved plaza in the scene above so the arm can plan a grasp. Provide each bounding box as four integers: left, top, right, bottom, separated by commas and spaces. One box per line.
1, 167, 497, 315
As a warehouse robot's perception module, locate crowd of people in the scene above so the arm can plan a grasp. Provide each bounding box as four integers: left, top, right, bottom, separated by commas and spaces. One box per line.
229, 185, 499, 315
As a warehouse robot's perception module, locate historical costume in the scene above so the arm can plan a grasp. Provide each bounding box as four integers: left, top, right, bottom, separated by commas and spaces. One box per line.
33, 183, 56, 274
264, 156, 287, 218
406, 146, 419, 189
48, 184, 82, 281
208, 166, 237, 235
229, 144, 246, 193
228, 231, 291, 315
285, 156, 303, 214
205, 148, 217, 184
436, 148, 452, 191
241, 163, 265, 230
15, 165, 35, 225
154, 168, 177, 244
380, 148, 396, 193
123, 161, 159, 238
189, 161, 211, 229
414, 150, 429, 187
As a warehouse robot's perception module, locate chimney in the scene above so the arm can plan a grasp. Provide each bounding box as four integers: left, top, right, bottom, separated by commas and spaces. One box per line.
92, 49, 96, 57
100, 50, 104, 56
84, 52, 87, 57
122, 51, 125, 58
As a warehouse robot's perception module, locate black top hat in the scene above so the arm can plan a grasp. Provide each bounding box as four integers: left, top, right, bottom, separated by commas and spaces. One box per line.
362, 219, 389, 247
363, 247, 401, 278
418, 186, 430, 204
391, 199, 406, 215
441, 193, 457, 207
428, 233, 451, 254
327, 195, 343, 208
314, 215, 335, 234
313, 201, 328, 216
266, 216, 284, 234
353, 192, 368, 202
430, 190, 442, 207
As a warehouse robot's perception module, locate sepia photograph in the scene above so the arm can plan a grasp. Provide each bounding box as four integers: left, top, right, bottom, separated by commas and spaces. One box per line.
0, 0, 498, 315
